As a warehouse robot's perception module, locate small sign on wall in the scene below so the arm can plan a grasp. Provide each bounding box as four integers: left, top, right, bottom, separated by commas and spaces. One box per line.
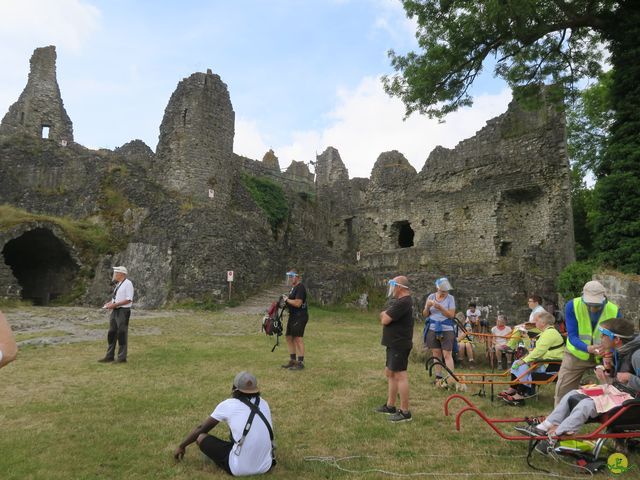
227, 270, 234, 282
208, 189, 215, 199
356, 251, 361, 262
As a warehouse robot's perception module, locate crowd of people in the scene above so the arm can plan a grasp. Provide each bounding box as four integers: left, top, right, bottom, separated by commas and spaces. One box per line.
2, 268, 638, 476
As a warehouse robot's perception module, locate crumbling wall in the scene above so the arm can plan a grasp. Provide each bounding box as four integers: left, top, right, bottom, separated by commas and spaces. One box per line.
155, 69, 236, 203
0, 46, 73, 144
318, 99, 575, 319
0, 46, 575, 313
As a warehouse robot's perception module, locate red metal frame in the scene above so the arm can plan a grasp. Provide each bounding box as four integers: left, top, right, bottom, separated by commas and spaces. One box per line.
444, 394, 640, 441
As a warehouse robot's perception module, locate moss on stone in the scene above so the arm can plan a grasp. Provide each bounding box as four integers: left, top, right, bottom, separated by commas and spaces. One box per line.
240, 174, 289, 232
0, 204, 114, 262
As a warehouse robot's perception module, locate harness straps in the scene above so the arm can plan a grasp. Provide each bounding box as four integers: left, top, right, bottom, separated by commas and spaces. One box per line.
547, 328, 566, 350
235, 397, 276, 461
112, 281, 123, 303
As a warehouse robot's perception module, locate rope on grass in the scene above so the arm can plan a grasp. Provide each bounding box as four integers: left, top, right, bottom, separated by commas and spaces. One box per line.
304, 454, 594, 479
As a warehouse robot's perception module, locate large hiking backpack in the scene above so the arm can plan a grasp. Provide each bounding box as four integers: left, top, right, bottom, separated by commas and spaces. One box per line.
262, 296, 286, 351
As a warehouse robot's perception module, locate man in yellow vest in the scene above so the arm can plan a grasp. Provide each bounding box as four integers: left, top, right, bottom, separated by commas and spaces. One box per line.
554, 280, 621, 405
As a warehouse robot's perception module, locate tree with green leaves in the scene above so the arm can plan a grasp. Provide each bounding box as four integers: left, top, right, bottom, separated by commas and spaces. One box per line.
384, 1, 640, 273
566, 72, 612, 260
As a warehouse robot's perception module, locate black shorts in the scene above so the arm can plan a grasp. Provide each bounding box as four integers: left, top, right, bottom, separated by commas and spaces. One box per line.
386, 347, 411, 372
198, 435, 233, 475
285, 316, 308, 337
479, 319, 489, 327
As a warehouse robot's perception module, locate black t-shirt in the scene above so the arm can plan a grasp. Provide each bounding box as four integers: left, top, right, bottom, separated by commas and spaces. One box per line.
288, 283, 308, 321
381, 295, 413, 350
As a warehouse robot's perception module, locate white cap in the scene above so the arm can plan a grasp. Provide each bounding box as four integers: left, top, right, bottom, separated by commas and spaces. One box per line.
113, 266, 128, 275
582, 280, 605, 304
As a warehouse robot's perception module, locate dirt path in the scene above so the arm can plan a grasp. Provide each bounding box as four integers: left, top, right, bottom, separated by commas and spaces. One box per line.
2, 285, 286, 346
3, 307, 178, 346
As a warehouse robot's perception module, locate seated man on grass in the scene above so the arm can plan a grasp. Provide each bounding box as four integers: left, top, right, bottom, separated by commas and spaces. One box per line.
515, 318, 639, 451
174, 371, 275, 476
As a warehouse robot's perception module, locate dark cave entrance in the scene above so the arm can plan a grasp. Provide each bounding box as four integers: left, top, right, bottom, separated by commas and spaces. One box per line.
393, 220, 414, 248
2, 228, 80, 305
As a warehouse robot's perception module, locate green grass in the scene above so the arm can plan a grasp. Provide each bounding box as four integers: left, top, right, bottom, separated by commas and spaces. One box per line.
0, 307, 635, 479
0, 204, 115, 261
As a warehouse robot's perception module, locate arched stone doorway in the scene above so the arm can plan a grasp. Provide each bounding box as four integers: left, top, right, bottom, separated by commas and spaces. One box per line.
2, 227, 80, 305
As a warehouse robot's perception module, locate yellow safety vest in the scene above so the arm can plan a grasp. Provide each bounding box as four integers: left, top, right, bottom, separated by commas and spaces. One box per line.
566, 298, 619, 361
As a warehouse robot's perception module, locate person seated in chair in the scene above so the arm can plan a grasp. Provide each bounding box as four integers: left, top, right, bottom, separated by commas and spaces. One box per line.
491, 314, 513, 370
499, 311, 564, 404
515, 318, 639, 449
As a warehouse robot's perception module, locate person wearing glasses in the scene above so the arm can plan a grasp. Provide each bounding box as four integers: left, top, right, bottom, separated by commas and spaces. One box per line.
375, 276, 414, 423
554, 281, 621, 406
281, 270, 308, 370
514, 318, 639, 450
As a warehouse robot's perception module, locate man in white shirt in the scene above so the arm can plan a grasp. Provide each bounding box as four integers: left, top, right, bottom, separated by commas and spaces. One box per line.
174, 371, 275, 476
0, 310, 18, 369
98, 266, 134, 363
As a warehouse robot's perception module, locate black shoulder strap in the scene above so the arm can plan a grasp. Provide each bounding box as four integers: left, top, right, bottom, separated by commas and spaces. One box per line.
237, 397, 274, 441
112, 281, 122, 301
548, 328, 566, 350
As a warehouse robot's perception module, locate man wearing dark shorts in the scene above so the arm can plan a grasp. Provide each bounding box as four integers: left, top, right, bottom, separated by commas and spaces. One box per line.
174, 371, 275, 476
376, 275, 413, 423
281, 270, 308, 370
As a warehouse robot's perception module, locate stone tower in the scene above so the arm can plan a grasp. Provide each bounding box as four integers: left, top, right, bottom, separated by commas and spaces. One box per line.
155, 69, 235, 203
0, 46, 74, 143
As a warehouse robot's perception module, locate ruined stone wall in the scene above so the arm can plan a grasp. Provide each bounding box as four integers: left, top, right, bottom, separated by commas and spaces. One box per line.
0, 46, 73, 144
0, 138, 105, 218
595, 273, 640, 331
0, 46, 575, 312
155, 70, 236, 203
236, 154, 314, 194
315, 99, 575, 320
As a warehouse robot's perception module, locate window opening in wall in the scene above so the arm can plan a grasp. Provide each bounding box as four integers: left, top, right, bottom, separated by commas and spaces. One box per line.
41, 125, 50, 138
499, 240, 512, 257
392, 220, 414, 248
182, 109, 188, 127
20, 112, 25, 125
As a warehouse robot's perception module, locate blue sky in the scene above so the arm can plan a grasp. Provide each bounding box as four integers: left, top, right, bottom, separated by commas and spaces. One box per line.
0, 0, 511, 178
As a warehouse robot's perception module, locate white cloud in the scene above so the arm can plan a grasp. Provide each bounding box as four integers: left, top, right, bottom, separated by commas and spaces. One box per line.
371, 0, 417, 44
0, 0, 101, 117
249, 76, 511, 178
234, 118, 271, 160
0, 0, 101, 52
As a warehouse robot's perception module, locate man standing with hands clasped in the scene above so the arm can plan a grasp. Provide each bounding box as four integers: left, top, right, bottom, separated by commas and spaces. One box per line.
375, 275, 414, 423
99, 266, 134, 364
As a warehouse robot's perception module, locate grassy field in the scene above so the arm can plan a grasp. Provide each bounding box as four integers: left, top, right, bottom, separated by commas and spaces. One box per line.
1, 307, 636, 479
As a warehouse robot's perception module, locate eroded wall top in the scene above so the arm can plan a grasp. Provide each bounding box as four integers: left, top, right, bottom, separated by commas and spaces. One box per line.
0, 46, 73, 143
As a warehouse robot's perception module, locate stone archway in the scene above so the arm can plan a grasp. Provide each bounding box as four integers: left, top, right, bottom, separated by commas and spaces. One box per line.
2, 227, 80, 305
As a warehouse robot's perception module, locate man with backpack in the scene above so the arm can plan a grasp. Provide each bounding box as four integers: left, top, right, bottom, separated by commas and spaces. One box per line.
174, 371, 275, 476
281, 270, 309, 370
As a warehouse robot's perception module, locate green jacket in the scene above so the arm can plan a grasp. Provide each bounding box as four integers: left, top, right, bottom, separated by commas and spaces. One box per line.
522, 327, 564, 363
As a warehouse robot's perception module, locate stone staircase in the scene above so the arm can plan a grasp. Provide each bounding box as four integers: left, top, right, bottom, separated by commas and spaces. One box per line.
224, 284, 289, 315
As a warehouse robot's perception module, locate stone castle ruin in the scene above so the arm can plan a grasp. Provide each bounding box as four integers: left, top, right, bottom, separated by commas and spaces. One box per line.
0, 46, 575, 320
